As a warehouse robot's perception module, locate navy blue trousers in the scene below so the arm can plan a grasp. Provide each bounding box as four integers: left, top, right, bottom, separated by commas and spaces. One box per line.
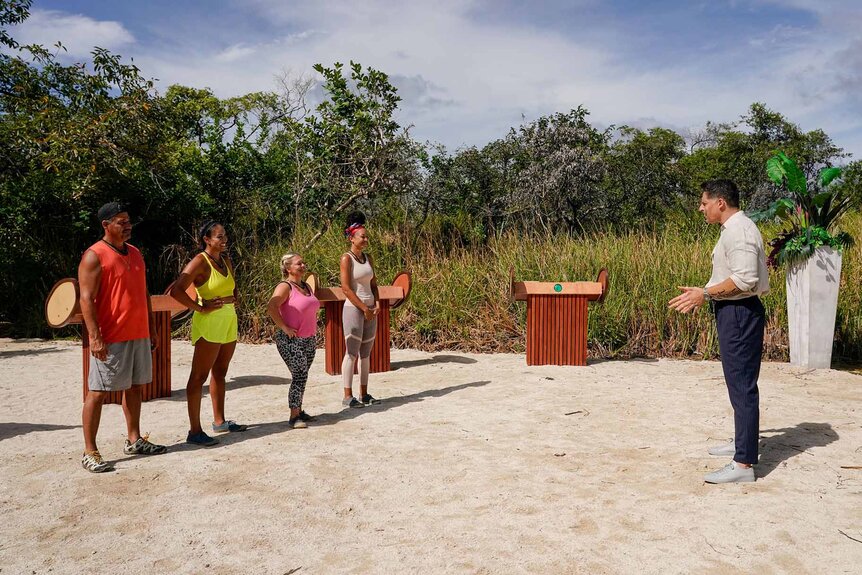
714, 297, 765, 465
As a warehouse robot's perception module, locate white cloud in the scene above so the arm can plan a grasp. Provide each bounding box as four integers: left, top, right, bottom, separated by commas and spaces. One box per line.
10, 9, 134, 57
215, 44, 257, 63
22, 1, 861, 158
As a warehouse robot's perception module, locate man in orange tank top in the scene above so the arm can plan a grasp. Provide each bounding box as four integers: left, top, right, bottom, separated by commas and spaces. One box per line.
77, 202, 167, 473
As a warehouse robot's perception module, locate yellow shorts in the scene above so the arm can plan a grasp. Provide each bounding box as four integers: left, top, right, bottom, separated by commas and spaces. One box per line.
191, 304, 237, 345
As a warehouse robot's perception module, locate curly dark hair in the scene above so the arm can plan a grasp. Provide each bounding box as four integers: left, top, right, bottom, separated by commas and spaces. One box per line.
345, 211, 366, 228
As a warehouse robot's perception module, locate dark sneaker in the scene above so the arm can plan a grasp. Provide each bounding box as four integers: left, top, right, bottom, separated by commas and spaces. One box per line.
187, 431, 219, 447
342, 396, 364, 409
82, 450, 114, 473
298, 411, 316, 422
361, 394, 381, 406
288, 417, 308, 429
124, 434, 167, 455
212, 420, 248, 433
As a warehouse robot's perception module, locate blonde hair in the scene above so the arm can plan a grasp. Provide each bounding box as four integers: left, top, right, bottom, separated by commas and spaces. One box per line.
280, 253, 299, 279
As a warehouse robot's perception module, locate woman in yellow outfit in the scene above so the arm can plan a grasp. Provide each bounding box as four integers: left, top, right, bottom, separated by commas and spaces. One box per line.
170, 221, 247, 446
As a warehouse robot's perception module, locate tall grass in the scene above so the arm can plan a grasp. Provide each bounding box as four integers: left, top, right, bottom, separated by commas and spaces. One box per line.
234, 212, 862, 361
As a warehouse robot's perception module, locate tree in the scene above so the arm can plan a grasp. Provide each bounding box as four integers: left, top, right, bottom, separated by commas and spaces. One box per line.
509, 107, 610, 232
680, 103, 846, 208
603, 126, 687, 227
299, 61, 417, 247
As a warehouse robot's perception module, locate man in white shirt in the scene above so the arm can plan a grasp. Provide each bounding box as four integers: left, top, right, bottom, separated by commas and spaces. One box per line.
669, 179, 769, 483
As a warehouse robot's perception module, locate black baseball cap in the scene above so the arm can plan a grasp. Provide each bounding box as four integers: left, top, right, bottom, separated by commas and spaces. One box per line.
97, 201, 127, 222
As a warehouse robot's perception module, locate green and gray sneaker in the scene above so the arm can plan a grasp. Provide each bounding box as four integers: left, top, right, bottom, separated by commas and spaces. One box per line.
123, 433, 167, 455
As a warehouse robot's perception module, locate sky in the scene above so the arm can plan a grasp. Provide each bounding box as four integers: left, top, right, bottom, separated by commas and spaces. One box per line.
8, 0, 862, 159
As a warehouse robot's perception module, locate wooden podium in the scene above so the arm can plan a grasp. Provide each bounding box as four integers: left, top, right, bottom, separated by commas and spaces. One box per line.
311, 272, 411, 375
45, 278, 189, 404
511, 269, 609, 366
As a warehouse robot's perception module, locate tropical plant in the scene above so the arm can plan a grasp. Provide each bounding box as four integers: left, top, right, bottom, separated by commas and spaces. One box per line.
751, 151, 854, 267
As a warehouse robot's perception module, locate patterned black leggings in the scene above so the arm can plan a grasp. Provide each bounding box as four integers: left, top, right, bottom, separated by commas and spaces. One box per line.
275, 332, 317, 409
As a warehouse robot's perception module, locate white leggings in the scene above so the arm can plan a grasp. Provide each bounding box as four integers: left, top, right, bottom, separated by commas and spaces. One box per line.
342, 304, 376, 390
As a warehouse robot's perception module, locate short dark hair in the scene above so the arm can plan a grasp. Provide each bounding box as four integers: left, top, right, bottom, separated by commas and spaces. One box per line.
700, 179, 740, 208
198, 220, 222, 250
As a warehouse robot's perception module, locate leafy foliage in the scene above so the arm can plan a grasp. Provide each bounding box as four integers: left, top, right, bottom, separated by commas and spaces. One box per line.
752, 152, 856, 267
1, 6, 859, 343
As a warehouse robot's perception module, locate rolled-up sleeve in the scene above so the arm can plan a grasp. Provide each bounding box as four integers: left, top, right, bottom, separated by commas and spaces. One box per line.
725, 229, 761, 291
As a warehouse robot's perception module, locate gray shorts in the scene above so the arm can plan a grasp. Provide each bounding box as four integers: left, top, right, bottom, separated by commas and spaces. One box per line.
88, 338, 153, 392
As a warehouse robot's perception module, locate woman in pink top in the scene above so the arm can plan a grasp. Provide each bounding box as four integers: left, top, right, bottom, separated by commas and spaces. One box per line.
267, 252, 321, 428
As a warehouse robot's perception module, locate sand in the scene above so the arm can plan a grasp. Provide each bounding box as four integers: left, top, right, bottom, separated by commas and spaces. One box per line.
0, 338, 860, 574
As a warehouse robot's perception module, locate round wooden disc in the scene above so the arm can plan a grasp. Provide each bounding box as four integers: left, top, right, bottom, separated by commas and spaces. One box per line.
390, 271, 412, 309
596, 268, 610, 303
45, 278, 81, 328
305, 272, 319, 295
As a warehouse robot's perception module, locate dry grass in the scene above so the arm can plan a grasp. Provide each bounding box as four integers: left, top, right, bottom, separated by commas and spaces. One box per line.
233, 212, 862, 361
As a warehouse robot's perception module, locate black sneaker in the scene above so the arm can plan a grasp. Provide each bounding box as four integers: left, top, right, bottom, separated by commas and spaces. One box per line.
288, 416, 308, 429
342, 396, 364, 409
186, 430, 219, 447
361, 394, 381, 406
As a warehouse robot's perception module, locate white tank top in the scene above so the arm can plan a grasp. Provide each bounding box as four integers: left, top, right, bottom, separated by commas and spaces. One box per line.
344, 252, 375, 308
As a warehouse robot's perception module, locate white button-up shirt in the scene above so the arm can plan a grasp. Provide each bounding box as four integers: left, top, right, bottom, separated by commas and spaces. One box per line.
706, 211, 770, 299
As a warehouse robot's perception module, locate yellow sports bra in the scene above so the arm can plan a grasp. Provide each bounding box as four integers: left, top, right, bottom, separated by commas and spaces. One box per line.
195, 253, 235, 300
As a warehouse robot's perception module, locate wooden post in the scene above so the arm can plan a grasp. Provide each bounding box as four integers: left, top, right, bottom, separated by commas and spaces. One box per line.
514, 269, 608, 367
316, 273, 410, 376
81, 310, 173, 404
323, 299, 392, 375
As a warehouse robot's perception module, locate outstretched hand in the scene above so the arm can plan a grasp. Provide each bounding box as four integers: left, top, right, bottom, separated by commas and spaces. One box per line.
668, 286, 705, 314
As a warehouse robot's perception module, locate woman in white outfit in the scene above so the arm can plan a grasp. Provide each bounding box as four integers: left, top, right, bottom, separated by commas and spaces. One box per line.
339, 212, 381, 408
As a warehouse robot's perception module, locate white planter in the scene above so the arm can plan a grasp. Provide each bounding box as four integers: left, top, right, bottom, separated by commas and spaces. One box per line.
785, 246, 843, 369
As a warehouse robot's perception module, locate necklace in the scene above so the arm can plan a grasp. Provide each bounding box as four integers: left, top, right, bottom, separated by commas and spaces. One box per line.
349, 250, 367, 264
287, 279, 309, 295
205, 251, 227, 274
101, 239, 130, 269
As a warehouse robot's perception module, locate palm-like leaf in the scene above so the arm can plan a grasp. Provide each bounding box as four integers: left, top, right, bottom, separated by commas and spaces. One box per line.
777, 151, 807, 195
813, 192, 832, 208
819, 166, 842, 188
766, 156, 785, 186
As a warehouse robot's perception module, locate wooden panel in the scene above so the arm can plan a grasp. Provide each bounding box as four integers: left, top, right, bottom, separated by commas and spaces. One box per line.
316, 286, 404, 303
324, 300, 391, 375
150, 294, 188, 315
82, 312, 172, 404
513, 281, 603, 300
526, 295, 588, 366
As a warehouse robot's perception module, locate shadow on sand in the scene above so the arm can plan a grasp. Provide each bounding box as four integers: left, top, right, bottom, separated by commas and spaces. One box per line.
757, 422, 839, 478
0, 422, 81, 442
0, 346, 69, 359
390, 354, 477, 370
163, 379, 492, 453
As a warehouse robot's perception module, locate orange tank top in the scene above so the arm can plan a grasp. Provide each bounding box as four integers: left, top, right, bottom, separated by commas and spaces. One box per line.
86, 241, 150, 343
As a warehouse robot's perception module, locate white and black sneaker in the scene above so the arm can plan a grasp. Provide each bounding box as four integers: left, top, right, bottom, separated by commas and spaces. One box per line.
81, 450, 114, 473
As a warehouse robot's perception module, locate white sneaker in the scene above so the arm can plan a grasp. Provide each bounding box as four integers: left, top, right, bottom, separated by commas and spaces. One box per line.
704, 462, 755, 484
708, 440, 735, 457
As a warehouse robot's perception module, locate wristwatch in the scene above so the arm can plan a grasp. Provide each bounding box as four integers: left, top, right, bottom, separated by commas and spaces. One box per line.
703, 288, 712, 303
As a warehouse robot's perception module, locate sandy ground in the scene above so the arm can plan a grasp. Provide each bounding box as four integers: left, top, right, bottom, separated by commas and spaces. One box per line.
0, 338, 860, 575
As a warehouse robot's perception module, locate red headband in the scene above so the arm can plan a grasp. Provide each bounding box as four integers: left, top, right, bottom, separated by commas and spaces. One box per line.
345, 223, 364, 238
